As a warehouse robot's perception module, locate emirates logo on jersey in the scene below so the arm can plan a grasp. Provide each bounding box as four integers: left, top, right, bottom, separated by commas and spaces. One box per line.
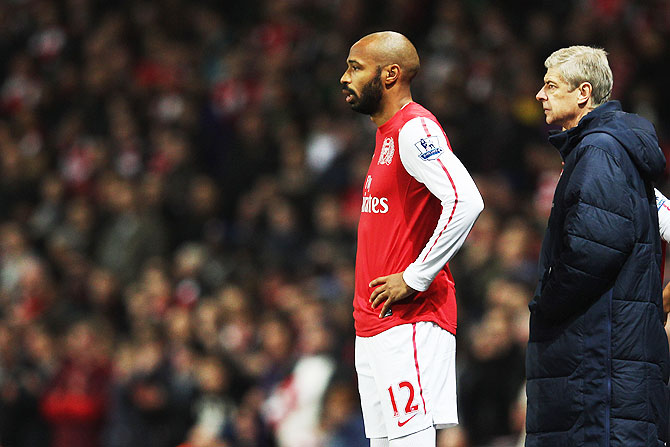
361, 196, 389, 214
378, 137, 394, 165
361, 175, 389, 214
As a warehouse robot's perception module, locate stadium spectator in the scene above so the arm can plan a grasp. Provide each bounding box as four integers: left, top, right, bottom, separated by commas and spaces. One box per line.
0, 1, 668, 446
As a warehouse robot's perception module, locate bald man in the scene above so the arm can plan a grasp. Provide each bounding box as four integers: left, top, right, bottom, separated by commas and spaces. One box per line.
341, 32, 483, 447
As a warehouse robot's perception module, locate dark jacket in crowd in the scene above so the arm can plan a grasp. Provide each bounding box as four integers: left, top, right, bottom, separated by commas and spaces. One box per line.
526, 101, 670, 447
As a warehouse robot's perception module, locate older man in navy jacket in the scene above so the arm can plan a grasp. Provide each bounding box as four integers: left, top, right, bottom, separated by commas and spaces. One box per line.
526, 46, 670, 447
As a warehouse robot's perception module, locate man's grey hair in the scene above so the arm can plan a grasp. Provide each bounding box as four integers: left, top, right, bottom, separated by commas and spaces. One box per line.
545, 46, 613, 106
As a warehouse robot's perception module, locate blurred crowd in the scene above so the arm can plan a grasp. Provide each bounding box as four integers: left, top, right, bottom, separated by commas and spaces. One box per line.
0, 0, 668, 446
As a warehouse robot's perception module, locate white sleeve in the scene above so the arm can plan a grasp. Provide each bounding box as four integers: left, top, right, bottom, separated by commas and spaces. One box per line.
655, 188, 670, 243
398, 117, 484, 292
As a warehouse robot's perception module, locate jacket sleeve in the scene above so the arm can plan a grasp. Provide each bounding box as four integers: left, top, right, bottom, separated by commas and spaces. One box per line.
398, 117, 484, 292
655, 188, 670, 243
537, 144, 635, 321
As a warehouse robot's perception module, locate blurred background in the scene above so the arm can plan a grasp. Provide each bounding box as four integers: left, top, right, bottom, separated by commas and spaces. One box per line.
0, 0, 668, 446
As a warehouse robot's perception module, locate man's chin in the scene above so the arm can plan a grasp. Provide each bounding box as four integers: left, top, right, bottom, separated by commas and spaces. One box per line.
350, 103, 368, 115
349, 96, 380, 116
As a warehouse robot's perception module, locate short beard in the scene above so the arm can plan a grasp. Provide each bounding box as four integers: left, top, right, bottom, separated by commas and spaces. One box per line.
350, 68, 383, 116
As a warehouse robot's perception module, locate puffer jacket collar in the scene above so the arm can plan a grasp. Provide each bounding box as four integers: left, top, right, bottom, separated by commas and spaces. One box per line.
548, 101, 622, 159
548, 100, 665, 181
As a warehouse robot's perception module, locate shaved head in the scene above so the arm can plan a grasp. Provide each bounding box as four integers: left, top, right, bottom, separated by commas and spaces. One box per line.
341, 31, 419, 122
353, 31, 420, 82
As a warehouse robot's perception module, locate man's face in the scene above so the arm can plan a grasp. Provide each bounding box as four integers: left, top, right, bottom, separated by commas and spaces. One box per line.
536, 67, 582, 130
340, 43, 384, 116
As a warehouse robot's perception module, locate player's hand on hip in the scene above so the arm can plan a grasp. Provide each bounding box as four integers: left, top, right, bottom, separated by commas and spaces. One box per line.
369, 272, 417, 318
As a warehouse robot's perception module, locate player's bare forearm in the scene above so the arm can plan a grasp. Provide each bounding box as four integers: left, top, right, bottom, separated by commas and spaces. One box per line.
369, 272, 417, 318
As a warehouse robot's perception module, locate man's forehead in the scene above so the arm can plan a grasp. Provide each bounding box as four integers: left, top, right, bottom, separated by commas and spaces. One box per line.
348, 43, 367, 60
347, 53, 370, 66
544, 67, 565, 83
348, 39, 380, 65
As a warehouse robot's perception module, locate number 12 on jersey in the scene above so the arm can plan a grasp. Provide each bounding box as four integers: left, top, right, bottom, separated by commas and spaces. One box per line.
387, 381, 419, 417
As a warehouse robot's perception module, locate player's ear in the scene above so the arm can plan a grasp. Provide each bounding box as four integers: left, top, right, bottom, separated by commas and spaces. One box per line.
384, 64, 400, 86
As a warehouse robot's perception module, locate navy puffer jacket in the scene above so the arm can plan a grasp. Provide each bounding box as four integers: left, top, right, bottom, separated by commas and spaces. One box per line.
526, 101, 670, 447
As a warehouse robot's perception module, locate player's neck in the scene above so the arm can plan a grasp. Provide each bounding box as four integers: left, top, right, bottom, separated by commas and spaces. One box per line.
371, 92, 413, 128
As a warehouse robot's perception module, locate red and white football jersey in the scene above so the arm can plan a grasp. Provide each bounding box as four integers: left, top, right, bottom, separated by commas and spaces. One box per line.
354, 102, 483, 337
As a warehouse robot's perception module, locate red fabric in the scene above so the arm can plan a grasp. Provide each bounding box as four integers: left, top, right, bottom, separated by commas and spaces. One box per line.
41, 387, 106, 422
40, 361, 110, 447
353, 103, 457, 337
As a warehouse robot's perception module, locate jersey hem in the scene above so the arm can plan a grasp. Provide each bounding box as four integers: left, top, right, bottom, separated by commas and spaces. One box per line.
355, 318, 457, 338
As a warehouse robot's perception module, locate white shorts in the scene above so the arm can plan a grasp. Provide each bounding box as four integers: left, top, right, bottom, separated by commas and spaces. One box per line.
355, 322, 458, 440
